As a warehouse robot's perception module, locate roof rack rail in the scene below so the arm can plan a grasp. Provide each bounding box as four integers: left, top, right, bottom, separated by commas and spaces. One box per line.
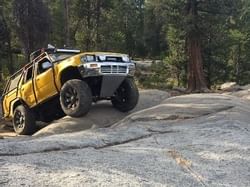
32, 52, 47, 63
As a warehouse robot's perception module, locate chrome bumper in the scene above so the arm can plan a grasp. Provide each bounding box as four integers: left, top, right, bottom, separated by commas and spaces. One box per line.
78, 62, 135, 77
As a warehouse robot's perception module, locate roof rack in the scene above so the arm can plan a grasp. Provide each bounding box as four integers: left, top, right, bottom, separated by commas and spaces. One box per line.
29, 47, 80, 62
32, 52, 48, 63
56, 49, 80, 53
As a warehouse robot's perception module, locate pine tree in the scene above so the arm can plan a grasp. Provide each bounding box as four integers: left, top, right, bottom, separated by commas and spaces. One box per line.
13, 0, 50, 61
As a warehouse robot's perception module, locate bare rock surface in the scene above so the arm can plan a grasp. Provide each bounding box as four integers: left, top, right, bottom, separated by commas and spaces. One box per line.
33, 89, 170, 136
220, 82, 241, 91
225, 86, 250, 101
0, 93, 249, 186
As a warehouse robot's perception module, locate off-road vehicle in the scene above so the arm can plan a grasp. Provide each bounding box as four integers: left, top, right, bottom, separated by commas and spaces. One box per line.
1, 47, 139, 135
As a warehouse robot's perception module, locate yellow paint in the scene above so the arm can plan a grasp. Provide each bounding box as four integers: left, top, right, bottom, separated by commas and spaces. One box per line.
20, 80, 36, 107
34, 68, 58, 103
2, 51, 127, 120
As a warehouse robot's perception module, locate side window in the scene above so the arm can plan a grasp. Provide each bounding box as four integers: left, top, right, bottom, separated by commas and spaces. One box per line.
24, 67, 33, 83
6, 73, 22, 92
37, 59, 52, 75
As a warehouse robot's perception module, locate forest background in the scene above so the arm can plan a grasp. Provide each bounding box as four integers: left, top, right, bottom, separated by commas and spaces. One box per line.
0, 0, 250, 92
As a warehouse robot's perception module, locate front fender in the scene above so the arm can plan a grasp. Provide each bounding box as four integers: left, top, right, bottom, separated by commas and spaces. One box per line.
54, 56, 82, 88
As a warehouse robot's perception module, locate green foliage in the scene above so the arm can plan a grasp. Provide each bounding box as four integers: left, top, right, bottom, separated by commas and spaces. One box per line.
136, 61, 174, 90
164, 26, 187, 87
1, 0, 250, 91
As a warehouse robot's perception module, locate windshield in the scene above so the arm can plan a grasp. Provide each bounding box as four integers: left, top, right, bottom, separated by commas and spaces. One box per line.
49, 52, 77, 62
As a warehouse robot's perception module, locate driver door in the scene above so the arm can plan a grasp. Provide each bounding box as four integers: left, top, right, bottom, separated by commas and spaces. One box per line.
34, 58, 58, 103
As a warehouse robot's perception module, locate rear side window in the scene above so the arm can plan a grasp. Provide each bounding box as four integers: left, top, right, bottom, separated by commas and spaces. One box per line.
7, 73, 22, 92
37, 58, 52, 75
24, 66, 33, 83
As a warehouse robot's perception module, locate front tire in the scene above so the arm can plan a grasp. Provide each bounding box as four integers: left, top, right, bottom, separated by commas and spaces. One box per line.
111, 78, 139, 112
60, 79, 92, 117
13, 105, 36, 135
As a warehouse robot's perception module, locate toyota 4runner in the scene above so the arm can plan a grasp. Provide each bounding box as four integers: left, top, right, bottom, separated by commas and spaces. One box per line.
1, 47, 139, 135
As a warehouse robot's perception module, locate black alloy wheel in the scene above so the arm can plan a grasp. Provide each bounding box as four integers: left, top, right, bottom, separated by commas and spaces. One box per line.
13, 105, 36, 135
62, 86, 79, 110
111, 78, 139, 112
60, 79, 92, 117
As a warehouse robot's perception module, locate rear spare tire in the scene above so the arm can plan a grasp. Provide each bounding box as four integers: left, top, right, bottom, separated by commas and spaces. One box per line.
13, 105, 36, 135
60, 79, 92, 117
111, 78, 139, 112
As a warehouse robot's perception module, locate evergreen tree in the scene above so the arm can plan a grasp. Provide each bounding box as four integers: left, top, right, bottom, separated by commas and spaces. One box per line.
13, 0, 50, 61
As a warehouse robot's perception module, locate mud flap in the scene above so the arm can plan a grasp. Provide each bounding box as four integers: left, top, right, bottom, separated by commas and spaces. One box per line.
100, 76, 126, 97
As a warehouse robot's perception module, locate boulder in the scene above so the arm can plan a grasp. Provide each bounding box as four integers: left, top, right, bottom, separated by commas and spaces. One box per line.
220, 82, 241, 91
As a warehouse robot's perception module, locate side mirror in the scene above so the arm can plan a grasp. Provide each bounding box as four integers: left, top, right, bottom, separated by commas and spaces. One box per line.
42, 61, 52, 69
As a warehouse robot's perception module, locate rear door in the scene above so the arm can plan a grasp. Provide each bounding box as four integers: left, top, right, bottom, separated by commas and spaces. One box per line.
20, 66, 36, 107
2, 72, 22, 117
34, 58, 58, 103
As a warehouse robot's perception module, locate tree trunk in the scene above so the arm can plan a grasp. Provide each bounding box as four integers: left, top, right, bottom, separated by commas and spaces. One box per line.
206, 34, 212, 89
0, 6, 14, 74
14, 0, 50, 61
186, 36, 208, 92
235, 44, 241, 84
95, 0, 101, 50
6, 33, 14, 74
186, 0, 208, 93
85, 0, 91, 51
63, 0, 70, 47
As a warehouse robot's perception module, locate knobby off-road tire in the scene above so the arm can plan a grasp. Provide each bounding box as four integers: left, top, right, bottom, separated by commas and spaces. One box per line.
60, 79, 92, 117
13, 105, 36, 135
111, 78, 139, 112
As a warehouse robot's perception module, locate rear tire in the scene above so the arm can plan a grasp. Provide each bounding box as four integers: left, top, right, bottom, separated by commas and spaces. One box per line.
13, 105, 36, 135
60, 79, 92, 117
111, 78, 139, 112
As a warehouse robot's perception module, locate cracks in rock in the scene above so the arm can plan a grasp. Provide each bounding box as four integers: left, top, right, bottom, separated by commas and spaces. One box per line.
0, 145, 93, 157
0, 128, 177, 157
124, 106, 235, 125
97, 129, 177, 150
147, 128, 176, 134
0, 180, 9, 185
1, 106, 234, 157
168, 150, 207, 187
212, 106, 234, 113
130, 115, 191, 122
96, 134, 152, 150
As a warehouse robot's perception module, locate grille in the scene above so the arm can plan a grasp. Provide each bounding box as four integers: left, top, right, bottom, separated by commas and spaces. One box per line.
101, 65, 127, 74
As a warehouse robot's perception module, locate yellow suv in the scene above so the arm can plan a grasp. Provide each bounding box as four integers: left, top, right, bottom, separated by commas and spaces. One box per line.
1, 47, 139, 135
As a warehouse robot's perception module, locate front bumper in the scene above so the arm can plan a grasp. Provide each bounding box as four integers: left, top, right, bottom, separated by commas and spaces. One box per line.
78, 62, 135, 98
78, 62, 135, 78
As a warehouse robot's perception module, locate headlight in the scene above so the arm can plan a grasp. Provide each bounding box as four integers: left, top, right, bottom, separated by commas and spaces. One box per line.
122, 55, 130, 62
81, 55, 96, 63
